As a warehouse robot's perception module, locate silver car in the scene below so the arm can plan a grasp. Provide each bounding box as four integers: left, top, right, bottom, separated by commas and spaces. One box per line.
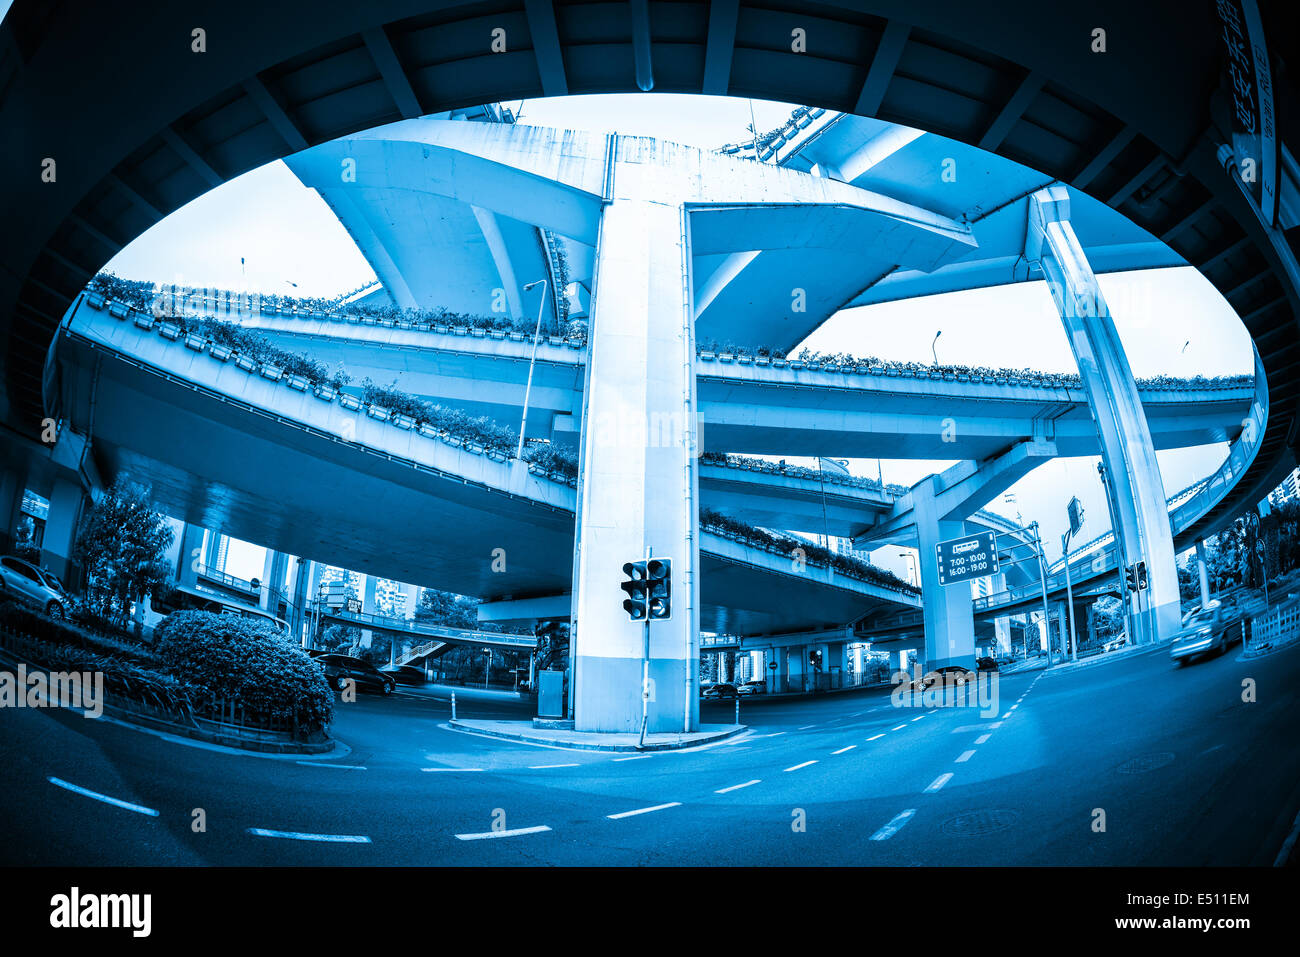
0, 555, 69, 619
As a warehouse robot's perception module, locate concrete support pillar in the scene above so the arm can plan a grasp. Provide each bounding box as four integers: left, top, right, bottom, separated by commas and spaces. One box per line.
914, 488, 977, 670
259, 549, 288, 614
40, 478, 86, 584
1027, 185, 1179, 643
1195, 539, 1212, 607
177, 523, 204, 586
571, 195, 700, 733
889, 649, 906, 675
359, 574, 378, 649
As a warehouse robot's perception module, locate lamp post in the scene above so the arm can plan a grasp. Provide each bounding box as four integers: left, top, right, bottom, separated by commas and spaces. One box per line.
516, 279, 550, 459
931, 330, 942, 365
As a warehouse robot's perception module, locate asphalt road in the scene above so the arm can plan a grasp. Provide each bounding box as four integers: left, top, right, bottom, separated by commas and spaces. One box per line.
2, 640, 1297, 866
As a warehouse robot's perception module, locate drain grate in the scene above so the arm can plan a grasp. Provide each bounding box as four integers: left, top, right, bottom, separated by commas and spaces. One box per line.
1116, 752, 1175, 774
940, 809, 1020, 837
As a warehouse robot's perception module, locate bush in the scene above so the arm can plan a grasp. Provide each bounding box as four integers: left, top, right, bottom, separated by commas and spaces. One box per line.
154, 611, 333, 734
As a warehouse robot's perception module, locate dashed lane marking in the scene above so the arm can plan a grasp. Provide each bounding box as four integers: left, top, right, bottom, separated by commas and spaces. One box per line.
891, 724, 907, 731
974, 734, 991, 745
715, 780, 761, 794
925, 773, 953, 793
955, 750, 976, 763
456, 825, 552, 841
866, 733, 886, 741
295, 762, 366, 770
48, 777, 158, 817
784, 760, 818, 772
911, 715, 926, 722
607, 802, 681, 819
870, 809, 916, 841
832, 745, 857, 755
528, 763, 580, 769
612, 755, 652, 762
421, 767, 485, 773
248, 828, 370, 843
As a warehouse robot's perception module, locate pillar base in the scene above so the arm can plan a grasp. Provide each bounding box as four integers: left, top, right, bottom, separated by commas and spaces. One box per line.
574, 654, 694, 734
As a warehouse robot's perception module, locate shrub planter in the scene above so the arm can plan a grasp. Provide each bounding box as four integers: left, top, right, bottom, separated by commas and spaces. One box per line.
184, 333, 207, 352
366, 404, 391, 422
393, 413, 416, 430
737, 355, 753, 365
547, 336, 564, 346
132, 312, 154, 331
87, 292, 107, 310
699, 351, 716, 361
418, 422, 439, 438
234, 354, 258, 373
158, 322, 181, 341
312, 384, 336, 402
259, 364, 284, 382
470, 327, 486, 337
338, 393, 362, 411
209, 344, 232, 362
286, 374, 309, 392
108, 302, 130, 320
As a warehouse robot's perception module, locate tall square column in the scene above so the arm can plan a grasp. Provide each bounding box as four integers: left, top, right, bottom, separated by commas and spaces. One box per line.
572, 196, 700, 733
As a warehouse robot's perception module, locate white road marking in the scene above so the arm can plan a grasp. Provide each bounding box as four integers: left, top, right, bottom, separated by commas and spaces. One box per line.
832, 745, 857, 755
295, 761, 366, 770
891, 724, 907, 731
866, 733, 886, 741
910, 715, 926, 722
974, 734, 991, 745
987, 721, 1003, 728
456, 825, 552, 841
607, 802, 681, 819
715, 779, 761, 794
870, 808, 917, 841
924, 773, 953, 793
248, 828, 370, 843
784, 760, 818, 772
528, 763, 580, 769
798, 724, 817, 730
955, 750, 976, 763
612, 754, 652, 762
421, 767, 484, 772
48, 777, 158, 817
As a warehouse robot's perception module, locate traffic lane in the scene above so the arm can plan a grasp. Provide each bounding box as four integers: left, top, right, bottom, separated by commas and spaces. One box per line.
875, 641, 1300, 865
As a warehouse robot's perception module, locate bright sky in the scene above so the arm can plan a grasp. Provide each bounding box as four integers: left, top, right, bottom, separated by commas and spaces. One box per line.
104, 93, 1253, 576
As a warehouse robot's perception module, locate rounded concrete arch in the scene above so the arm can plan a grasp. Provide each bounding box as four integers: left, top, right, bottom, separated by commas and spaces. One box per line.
2, 0, 1295, 534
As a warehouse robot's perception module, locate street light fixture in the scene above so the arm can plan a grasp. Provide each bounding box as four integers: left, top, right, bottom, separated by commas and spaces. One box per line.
516, 279, 550, 460
931, 330, 942, 365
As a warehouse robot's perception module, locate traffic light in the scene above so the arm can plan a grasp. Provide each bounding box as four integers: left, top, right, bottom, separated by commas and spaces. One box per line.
1135, 560, 1148, 591
808, 649, 823, 669
1124, 565, 1137, 592
621, 561, 649, 620
621, 558, 672, 621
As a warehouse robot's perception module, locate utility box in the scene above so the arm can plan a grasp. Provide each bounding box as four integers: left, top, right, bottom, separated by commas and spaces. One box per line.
537, 669, 565, 718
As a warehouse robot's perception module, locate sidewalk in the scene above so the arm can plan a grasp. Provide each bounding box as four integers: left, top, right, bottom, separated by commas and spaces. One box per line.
448, 718, 746, 751
1039, 639, 1175, 676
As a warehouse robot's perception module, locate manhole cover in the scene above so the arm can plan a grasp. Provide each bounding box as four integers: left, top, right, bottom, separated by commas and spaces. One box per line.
1116, 752, 1175, 774
940, 809, 1020, 837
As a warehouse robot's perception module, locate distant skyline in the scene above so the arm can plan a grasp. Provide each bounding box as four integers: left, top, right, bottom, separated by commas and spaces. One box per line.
103, 93, 1253, 575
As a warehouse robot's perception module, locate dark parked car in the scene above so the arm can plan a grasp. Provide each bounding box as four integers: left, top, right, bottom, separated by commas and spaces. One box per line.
317, 654, 395, 694
380, 664, 427, 686
976, 656, 999, 672
702, 682, 738, 699
1170, 597, 1248, 664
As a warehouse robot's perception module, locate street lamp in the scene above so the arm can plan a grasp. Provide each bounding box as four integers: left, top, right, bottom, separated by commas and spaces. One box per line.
931, 330, 942, 365
516, 279, 550, 460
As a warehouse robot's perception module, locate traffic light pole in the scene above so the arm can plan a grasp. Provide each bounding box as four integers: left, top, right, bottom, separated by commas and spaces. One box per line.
1030, 522, 1055, 666
1062, 530, 1078, 663
638, 545, 652, 749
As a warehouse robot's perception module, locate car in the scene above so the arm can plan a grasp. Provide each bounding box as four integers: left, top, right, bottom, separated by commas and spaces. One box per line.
1102, 635, 1128, 653
380, 664, 427, 686
316, 654, 395, 694
736, 679, 766, 696
1169, 598, 1248, 665
894, 666, 977, 694
976, 656, 999, 672
702, 682, 738, 699
0, 555, 69, 619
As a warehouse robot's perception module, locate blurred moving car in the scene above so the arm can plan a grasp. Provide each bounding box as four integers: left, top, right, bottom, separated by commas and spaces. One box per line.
0, 555, 69, 619
976, 656, 999, 672
737, 679, 766, 696
702, 682, 738, 699
316, 654, 396, 694
895, 666, 977, 693
380, 664, 427, 686
1170, 597, 1247, 665
1102, 635, 1128, 653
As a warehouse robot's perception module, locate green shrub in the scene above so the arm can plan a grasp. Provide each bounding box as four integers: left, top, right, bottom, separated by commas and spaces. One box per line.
154, 611, 333, 734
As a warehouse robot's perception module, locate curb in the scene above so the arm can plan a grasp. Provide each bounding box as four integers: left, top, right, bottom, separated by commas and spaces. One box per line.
1039, 641, 1174, 676
447, 719, 747, 752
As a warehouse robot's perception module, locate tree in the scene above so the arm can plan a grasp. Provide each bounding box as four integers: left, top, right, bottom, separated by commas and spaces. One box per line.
73, 477, 174, 627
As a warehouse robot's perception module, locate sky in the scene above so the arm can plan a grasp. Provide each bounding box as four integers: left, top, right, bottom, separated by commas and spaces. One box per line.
103, 93, 1254, 577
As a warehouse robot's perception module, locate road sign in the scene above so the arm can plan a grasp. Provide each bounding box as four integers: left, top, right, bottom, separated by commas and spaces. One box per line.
935, 530, 999, 585
1067, 496, 1084, 536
